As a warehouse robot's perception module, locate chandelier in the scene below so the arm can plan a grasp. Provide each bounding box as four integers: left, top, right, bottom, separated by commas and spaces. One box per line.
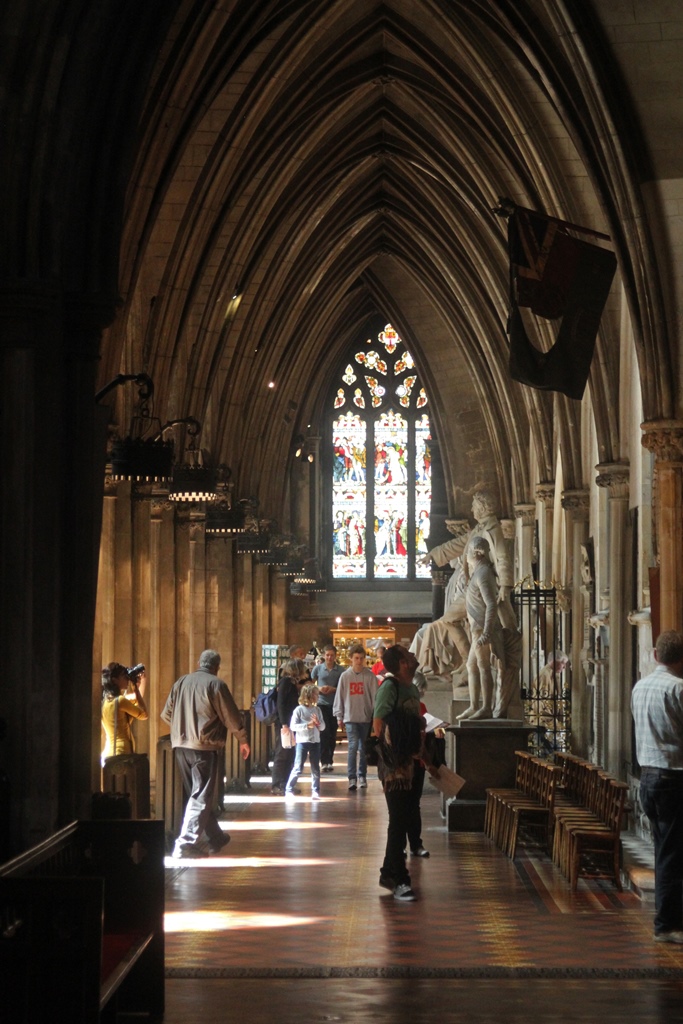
98, 373, 174, 482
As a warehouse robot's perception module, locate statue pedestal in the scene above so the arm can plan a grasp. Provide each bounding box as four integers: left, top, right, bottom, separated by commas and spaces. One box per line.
445, 720, 535, 831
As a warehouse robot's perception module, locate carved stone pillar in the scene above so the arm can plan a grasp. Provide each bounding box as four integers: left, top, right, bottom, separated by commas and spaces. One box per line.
0, 283, 117, 845
535, 482, 555, 584
595, 462, 630, 777
188, 514, 207, 674
561, 489, 590, 757
95, 475, 119, 673
514, 503, 536, 584
150, 497, 175, 781
641, 420, 683, 632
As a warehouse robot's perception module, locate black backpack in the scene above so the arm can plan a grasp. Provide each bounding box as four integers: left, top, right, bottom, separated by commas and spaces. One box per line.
254, 686, 278, 725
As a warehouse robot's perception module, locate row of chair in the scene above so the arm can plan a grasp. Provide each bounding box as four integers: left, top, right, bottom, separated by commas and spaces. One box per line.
484, 751, 560, 859
551, 752, 629, 892
484, 750, 629, 892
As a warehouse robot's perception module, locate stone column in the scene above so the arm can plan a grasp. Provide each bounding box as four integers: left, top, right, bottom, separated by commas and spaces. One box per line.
535, 483, 555, 585
641, 420, 683, 633
150, 497, 175, 778
595, 462, 630, 777
561, 489, 591, 757
188, 513, 207, 673
514, 503, 536, 584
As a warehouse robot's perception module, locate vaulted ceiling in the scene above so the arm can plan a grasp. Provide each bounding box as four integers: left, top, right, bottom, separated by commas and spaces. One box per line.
81, 1, 668, 517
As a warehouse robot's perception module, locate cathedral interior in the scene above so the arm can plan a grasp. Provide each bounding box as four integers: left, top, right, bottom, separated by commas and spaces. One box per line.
3, 1, 683, 1020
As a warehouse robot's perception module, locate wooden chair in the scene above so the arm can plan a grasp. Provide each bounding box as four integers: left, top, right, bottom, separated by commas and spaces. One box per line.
501, 759, 560, 859
484, 750, 533, 847
566, 778, 629, 891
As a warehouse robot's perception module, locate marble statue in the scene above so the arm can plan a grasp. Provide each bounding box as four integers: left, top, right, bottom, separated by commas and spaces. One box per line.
412, 491, 517, 680
457, 536, 505, 719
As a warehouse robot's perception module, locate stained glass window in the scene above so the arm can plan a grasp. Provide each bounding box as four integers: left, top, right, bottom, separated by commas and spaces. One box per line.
330, 323, 432, 581
333, 413, 367, 577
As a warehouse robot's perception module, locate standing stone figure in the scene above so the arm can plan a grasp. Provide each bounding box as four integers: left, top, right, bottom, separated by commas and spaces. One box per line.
413, 491, 517, 679
458, 536, 505, 720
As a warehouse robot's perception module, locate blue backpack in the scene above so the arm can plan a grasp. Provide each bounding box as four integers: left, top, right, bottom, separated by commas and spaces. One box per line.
254, 686, 278, 725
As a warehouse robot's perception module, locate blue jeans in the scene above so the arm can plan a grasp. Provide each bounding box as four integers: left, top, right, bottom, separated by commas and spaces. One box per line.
640, 767, 683, 934
286, 742, 321, 794
345, 721, 370, 780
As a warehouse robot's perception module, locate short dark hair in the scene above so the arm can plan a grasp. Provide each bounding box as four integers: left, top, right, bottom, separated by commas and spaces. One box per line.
348, 643, 366, 657
324, 644, 337, 654
655, 630, 683, 666
382, 644, 406, 675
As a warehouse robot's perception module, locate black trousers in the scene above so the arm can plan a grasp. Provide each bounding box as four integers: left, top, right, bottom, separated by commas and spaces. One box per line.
381, 766, 424, 886
319, 703, 337, 765
271, 729, 296, 790
640, 767, 683, 934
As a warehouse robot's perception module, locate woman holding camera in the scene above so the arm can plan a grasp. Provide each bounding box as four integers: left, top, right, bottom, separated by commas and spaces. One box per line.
101, 662, 149, 760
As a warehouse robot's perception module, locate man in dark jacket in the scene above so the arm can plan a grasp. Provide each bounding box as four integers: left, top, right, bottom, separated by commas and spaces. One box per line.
161, 649, 249, 858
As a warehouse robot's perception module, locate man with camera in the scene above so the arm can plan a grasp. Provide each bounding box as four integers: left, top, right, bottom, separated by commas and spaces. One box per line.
161, 649, 249, 859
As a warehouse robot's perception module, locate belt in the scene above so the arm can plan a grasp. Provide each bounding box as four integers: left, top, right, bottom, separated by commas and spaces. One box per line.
640, 766, 683, 779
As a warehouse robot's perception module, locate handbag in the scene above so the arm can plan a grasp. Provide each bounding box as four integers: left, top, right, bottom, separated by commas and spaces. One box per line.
281, 727, 293, 749
364, 677, 399, 766
364, 732, 380, 766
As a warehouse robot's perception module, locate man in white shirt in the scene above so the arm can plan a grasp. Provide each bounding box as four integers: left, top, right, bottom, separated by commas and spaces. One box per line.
334, 644, 378, 790
631, 630, 683, 943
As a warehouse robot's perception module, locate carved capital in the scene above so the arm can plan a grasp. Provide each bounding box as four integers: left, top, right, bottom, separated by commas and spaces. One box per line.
561, 489, 590, 520
445, 518, 470, 539
151, 498, 174, 518
103, 473, 118, 497
132, 483, 155, 502
500, 518, 515, 541
595, 461, 630, 498
641, 419, 683, 464
628, 607, 651, 627
189, 521, 205, 542
588, 609, 610, 630
514, 503, 535, 526
535, 482, 555, 505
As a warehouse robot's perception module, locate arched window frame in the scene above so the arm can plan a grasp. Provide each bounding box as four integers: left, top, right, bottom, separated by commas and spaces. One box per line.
325, 323, 433, 590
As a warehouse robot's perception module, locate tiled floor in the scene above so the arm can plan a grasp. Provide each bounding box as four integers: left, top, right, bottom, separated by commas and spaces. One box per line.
161, 756, 683, 1022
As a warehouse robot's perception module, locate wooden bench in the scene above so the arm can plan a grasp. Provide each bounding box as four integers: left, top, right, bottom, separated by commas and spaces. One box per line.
0, 818, 165, 1023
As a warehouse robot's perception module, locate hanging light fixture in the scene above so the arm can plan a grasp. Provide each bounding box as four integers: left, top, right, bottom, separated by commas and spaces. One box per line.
258, 544, 289, 566
169, 463, 218, 502
168, 420, 218, 502
97, 373, 175, 482
205, 502, 247, 535
237, 530, 271, 554
291, 558, 326, 592
293, 560, 317, 584
234, 503, 271, 553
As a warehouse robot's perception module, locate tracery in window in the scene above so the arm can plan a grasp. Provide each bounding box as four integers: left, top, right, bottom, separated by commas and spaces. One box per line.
330, 324, 432, 581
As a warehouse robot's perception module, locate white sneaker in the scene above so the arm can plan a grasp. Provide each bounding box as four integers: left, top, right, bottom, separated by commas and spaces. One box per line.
358, 777, 367, 788
393, 883, 416, 902
311, 791, 321, 800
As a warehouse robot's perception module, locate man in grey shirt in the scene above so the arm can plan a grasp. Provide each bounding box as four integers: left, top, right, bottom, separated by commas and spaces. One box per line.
632, 630, 683, 943
312, 645, 343, 771
162, 649, 249, 858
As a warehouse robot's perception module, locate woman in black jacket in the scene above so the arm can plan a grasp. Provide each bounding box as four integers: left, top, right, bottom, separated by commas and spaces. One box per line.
271, 658, 305, 794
